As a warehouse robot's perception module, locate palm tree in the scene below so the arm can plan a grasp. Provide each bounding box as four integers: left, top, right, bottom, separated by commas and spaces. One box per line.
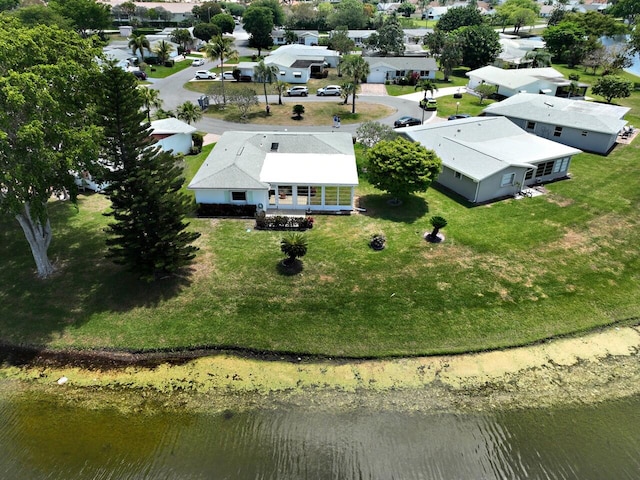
427, 216, 447, 242
523, 49, 552, 68
567, 80, 579, 99
254, 60, 279, 105
176, 101, 203, 125
340, 82, 356, 105
274, 80, 288, 105
128, 34, 150, 61
415, 79, 438, 105
280, 233, 308, 267
204, 35, 239, 106
153, 40, 174, 65
139, 86, 163, 122
341, 55, 370, 114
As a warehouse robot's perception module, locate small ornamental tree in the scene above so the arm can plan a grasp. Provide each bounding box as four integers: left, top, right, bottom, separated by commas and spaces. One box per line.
292, 104, 305, 119
366, 138, 442, 205
426, 216, 448, 242
356, 121, 397, 149
475, 83, 496, 104
280, 233, 308, 266
591, 75, 633, 104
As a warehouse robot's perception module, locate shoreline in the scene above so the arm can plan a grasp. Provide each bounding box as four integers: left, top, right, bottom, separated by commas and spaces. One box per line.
1, 324, 640, 413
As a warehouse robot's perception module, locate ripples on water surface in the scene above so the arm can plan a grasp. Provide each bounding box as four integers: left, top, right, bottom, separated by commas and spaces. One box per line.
1, 393, 639, 480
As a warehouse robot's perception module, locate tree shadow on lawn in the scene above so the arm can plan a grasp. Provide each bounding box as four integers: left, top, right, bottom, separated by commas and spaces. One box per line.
357, 193, 429, 223
0, 196, 193, 345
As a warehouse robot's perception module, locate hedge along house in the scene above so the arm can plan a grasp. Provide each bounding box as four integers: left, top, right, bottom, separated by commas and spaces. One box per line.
188, 132, 359, 213
482, 93, 631, 154
399, 117, 582, 204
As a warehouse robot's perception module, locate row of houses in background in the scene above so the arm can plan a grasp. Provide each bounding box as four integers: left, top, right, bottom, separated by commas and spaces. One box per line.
271, 28, 431, 48
187, 87, 630, 211
234, 44, 438, 84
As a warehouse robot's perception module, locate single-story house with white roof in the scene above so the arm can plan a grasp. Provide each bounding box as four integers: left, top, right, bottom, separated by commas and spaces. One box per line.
271, 29, 321, 46
150, 118, 197, 155
251, 44, 338, 83
398, 117, 582, 204
364, 56, 438, 83
423, 6, 449, 20
482, 93, 630, 154
403, 28, 432, 45
188, 132, 359, 212
344, 30, 376, 47
466, 66, 588, 99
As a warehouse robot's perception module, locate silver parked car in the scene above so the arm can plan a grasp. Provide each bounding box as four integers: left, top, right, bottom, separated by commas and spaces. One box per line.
317, 85, 342, 96
286, 86, 309, 97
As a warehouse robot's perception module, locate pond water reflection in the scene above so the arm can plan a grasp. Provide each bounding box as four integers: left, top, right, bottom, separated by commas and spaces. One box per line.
1, 389, 639, 480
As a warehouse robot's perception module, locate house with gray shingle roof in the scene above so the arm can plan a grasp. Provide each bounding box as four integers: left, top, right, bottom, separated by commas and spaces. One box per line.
398, 117, 581, 203
482, 93, 630, 154
188, 132, 359, 212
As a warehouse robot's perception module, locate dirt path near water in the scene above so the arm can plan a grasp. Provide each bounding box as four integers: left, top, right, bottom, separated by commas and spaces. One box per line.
1, 324, 639, 412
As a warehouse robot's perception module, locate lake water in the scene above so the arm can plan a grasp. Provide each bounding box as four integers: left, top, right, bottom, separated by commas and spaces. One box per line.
1, 389, 639, 480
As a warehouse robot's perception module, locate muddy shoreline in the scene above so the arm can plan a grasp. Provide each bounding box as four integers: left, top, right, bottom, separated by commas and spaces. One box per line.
1, 324, 640, 413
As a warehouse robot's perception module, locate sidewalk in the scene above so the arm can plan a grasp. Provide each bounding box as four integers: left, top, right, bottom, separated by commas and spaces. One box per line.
398, 86, 464, 103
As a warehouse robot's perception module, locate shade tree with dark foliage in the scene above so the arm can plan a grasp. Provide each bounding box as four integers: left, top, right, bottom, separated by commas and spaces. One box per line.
366, 138, 442, 205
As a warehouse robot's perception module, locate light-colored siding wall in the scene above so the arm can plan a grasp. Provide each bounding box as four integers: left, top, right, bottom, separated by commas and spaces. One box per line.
157, 133, 192, 155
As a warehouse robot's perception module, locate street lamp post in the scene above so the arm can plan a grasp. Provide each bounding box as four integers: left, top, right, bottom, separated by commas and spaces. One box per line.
456, 102, 460, 115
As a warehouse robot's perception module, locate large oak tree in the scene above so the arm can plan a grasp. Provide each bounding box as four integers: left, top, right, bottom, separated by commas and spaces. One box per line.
0, 19, 102, 278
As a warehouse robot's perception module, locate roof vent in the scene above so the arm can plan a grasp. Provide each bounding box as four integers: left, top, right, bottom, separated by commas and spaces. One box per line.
270, 142, 279, 151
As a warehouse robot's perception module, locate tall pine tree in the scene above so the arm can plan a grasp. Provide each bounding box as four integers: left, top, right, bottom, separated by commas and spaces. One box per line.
97, 63, 200, 281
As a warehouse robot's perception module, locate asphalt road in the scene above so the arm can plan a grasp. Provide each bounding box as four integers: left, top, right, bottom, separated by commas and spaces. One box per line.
148, 26, 433, 135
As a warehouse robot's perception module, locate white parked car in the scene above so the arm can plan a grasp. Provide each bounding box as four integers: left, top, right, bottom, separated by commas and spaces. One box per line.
195, 70, 216, 80
192, 58, 205, 67
222, 71, 236, 80
286, 86, 309, 97
317, 85, 342, 96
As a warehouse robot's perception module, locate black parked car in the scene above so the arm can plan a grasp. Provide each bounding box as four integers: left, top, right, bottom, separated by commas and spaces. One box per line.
132, 70, 147, 80
447, 114, 472, 121
394, 116, 422, 128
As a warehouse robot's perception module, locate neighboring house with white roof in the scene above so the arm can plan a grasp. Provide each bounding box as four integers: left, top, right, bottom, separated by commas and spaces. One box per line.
423, 6, 449, 20
398, 117, 581, 203
466, 66, 588, 98
271, 29, 321, 46
377, 2, 401, 13
364, 56, 438, 83
345, 30, 376, 47
494, 35, 546, 69
482, 93, 630, 154
150, 118, 197, 155
188, 132, 359, 213
239, 45, 338, 83
403, 28, 432, 45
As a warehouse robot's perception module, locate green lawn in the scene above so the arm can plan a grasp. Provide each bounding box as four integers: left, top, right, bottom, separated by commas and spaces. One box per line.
1, 83, 640, 359
146, 59, 192, 79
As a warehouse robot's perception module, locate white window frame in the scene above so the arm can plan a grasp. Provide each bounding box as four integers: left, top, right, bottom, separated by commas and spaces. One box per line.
500, 172, 515, 187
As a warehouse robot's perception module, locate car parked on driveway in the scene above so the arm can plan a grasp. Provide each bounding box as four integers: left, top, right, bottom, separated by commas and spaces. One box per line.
448, 114, 472, 120
286, 86, 309, 97
132, 70, 147, 80
394, 116, 422, 128
419, 98, 437, 111
195, 70, 217, 80
192, 58, 205, 67
222, 71, 236, 80
317, 85, 342, 96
